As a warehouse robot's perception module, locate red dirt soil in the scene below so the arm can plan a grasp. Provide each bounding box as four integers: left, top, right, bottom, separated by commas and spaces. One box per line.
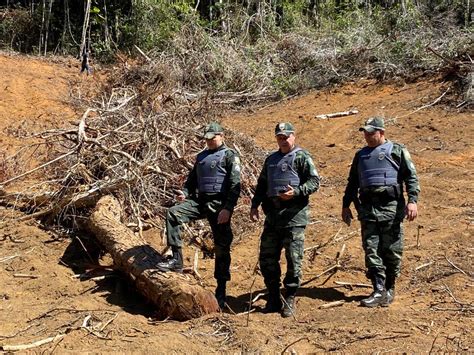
0, 53, 472, 352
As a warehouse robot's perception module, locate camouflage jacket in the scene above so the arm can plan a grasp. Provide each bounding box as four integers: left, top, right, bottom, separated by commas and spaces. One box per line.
251, 147, 320, 227
183, 144, 241, 212
342, 140, 420, 222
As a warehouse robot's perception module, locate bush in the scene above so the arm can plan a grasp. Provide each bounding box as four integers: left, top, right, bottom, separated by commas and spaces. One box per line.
0, 8, 40, 52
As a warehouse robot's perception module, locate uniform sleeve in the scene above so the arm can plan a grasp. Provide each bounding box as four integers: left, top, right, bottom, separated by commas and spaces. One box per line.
223, 149, 241, 211
251, 156, 269, 209
182, 161, 198, 198
399, 146, 420, 203
342, 153, 360, 208
293, 150, 320, 197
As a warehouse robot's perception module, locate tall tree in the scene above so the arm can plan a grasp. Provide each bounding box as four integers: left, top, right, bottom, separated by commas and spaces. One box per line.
80, 0, 92, 57
44, 0, 54, 56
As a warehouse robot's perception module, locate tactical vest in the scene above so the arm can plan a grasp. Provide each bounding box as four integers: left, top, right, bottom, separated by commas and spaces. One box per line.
196, 148, 228, 193
266, 147, 302, 197
358, 141, 399, 188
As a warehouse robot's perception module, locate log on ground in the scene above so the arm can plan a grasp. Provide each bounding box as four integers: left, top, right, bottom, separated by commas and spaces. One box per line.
88, 195, 219, 321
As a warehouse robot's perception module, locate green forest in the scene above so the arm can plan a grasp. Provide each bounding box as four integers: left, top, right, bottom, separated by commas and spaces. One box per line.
2, 1, 472, 97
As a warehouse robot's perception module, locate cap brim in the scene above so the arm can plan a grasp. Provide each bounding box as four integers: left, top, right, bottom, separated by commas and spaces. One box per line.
204, 132, 223, 139
275, 131, 294, 136
204, 132, 216, 139
359, 126, 380, 133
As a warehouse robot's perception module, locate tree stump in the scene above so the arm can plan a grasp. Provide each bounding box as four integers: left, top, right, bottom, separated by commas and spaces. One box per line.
88, 195, 219, 321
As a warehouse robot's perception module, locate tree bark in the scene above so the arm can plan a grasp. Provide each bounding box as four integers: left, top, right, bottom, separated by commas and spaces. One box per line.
88, 195, 219, 321
44, 0, 54, 56
39, 0, 46, 55
80, 0, 92, 57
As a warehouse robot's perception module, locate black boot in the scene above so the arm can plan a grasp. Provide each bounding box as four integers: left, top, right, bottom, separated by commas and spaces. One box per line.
215, 280, 226, 309
262, 285, 282, 313
381, 275, 396, 307
156, 246, 183, 272
360, 275, 386, 308
281, 287, 297, 318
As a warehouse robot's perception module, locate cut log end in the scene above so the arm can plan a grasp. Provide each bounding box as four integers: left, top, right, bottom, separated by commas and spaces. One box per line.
89, 195, 219, 321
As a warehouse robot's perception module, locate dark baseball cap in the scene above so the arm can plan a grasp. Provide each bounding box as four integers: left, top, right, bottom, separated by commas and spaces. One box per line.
275, 122, 295, 136
359, 117, 385, 133
203, 122, 224, 139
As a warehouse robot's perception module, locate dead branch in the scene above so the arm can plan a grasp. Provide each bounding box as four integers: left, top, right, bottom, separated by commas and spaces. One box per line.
301, 265, 338, 287
0, 254, 20, 263
192, 248, 202, 279
426, 46, 472, 67
319, 227, 343, 250
416, 225, 423, 248
16, 176, 130, 222
334, 281, 372, 288
395, 89, 449, 119
251, 292, 266, 304
319, 300, 345, 309
444, 254, 472, 278
429, 331, 442, 354
281, 337, 309, 354
134, 45, 152, 63
301, 243, 346, 287
1, 334, 66, 351
0, 325, 35, 339
246, 275, 258, 327
0, 108, 95, 188
280, 294, 297, 321
415, 261, 434, 271
304, 244, 320, 252
0, 150, 76, 187
315, 109, 359, 120
99, 313, 118, 332
13, 273, 40, 279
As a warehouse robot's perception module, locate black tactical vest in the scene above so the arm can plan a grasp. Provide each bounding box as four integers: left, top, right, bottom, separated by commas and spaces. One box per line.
266, 147, 302, 197
196, 148, 228, 193
358, 141, 399, 188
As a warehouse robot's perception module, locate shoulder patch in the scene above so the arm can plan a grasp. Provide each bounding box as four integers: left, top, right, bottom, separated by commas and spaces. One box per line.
295, 148, 311, 158
391, 142, 405, 151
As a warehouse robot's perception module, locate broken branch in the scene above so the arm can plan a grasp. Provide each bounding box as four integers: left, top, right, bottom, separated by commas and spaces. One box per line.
315, 109, 358, 120
1, 334, 65, 351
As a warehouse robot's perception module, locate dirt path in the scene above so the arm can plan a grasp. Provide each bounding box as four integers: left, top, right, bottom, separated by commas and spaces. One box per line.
0, 54, 472, 352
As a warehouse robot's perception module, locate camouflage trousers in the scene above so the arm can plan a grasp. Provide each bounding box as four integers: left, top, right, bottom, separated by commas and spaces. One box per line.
361, 219, 404, 280
259, 225, 305, 289
166, 198, 233, 281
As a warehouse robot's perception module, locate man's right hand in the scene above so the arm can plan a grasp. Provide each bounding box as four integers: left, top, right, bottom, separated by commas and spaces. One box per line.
341, 207, 353, 226
250, 207, 260, 222
175, 190, 186, 202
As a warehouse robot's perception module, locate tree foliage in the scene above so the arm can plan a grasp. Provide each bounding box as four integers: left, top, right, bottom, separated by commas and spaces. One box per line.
1, 1, 472, 95
1, 0, 471, 55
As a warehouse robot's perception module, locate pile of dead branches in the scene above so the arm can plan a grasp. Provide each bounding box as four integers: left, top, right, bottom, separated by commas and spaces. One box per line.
0, 85, 266, 245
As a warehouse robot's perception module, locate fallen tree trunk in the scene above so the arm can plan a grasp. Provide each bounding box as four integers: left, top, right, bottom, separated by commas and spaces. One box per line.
88, 195, 219, 321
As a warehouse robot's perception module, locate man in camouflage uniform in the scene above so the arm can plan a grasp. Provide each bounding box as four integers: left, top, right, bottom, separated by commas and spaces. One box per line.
341, 117, 420, 307
250, 122, 320, 318
157, 122, 241, 309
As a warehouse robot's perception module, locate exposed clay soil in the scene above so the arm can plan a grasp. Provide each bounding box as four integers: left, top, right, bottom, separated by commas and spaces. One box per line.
0, 53, 472, 353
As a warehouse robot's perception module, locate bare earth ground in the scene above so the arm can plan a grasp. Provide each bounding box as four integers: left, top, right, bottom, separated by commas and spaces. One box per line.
0, 53, 472, 353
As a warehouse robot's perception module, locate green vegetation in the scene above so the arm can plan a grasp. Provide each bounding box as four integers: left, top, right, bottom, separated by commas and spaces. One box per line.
1, 1, 472, 97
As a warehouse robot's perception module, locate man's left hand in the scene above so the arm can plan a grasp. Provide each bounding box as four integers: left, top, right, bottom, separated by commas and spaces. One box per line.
279, 185, 295, 201
217, 209, 231, 224
405, 202, 418, 221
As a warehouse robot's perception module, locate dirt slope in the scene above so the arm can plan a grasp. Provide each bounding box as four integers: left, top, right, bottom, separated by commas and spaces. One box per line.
0, 54, 472, 353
